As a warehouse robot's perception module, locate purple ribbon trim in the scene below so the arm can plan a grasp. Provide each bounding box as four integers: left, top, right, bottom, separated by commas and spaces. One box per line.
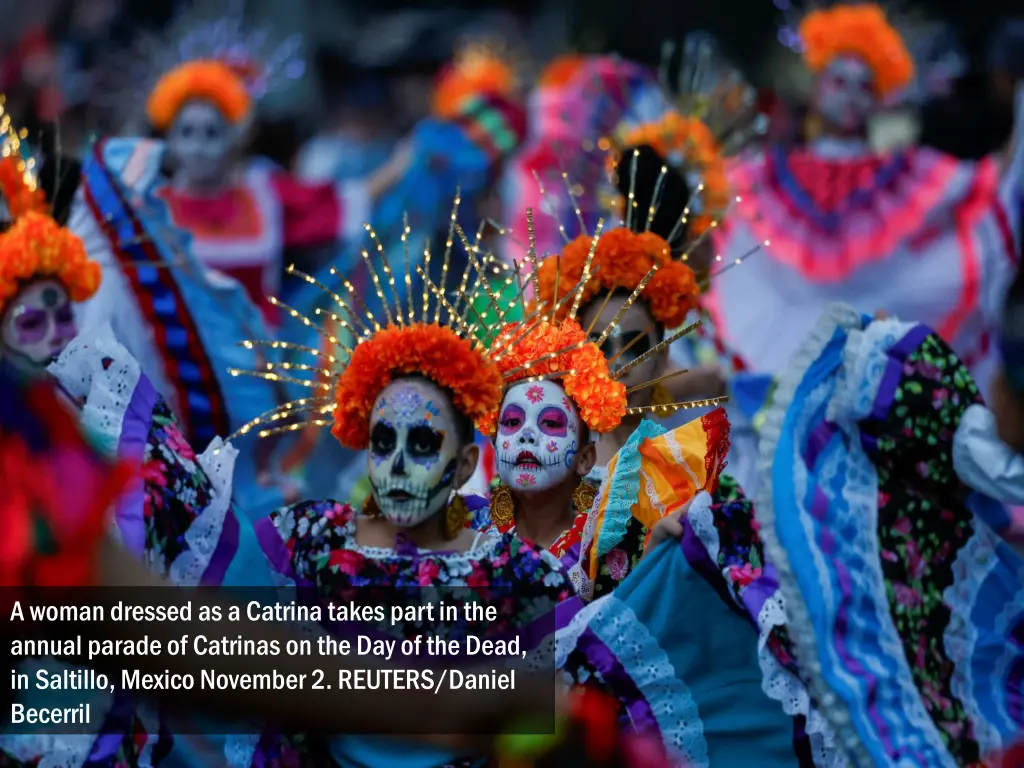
868, 325, 931, 424
558, 539, 581, 571
114, 373, 160, 554
679, 519, 739, 617
575, 627, 659, 735
254, 516, 296, 579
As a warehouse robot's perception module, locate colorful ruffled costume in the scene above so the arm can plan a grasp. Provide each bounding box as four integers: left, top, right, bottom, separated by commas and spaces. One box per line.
707, 6, 1023, 397
757, 303, 1024, 764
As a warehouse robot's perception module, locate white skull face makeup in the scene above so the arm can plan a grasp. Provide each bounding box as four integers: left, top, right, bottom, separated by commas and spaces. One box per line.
497, 380, 581, 492
0, 279, 77, 376
814, 55, 879, 134
166, 101, 236, 189
367, 378, 462, 527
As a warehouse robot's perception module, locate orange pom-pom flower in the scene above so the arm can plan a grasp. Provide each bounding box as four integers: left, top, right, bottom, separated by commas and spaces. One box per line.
0, 212, 100, 317
433, 46, 516, 119
613, 114, 729, 235
146, 59, 252, 131
331, 324, 503, 450
536, 227, 698, 330
490, 318, 627, 435
799, 4, 914, 98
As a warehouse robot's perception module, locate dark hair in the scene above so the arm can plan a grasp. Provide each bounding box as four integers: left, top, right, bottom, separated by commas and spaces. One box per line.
392, 374, 475, 445
614, 144, 692, 243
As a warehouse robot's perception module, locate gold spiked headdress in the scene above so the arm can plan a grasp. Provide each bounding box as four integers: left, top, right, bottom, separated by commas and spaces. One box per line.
603, 34, 764, 237
227, 198, 736, 446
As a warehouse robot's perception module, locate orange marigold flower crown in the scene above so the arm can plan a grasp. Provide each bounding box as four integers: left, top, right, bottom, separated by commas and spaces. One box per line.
146, 59, 252, 131
612, 114, 729, 236
433, 44, 516, 119
0, 212, 101, 316
536, 227, 699, 330
490, 318, 627, 435
331, 324, 504, 450
799, 4, 914, 98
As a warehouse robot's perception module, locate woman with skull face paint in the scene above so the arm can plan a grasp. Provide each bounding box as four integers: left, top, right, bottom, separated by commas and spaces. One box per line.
707, 3, 1024, 400
222, 270, 575, 767
473, 295, 836, 762
473, 228, 735, 598
0, 206, 100, 382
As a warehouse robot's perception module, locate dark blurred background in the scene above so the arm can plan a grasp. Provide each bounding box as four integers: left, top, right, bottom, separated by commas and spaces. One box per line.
0, 0, 1019, 162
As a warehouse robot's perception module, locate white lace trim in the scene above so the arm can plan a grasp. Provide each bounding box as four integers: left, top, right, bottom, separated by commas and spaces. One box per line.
686, 493, 718, 565
0, 660, 116, 768
0, 735, 95, 768
827, 318, 918, 429
568, 478, 607, 601
942, 521, 1005, 755
168, 437, 240, 586
690, 490, 840, 765
555, 596, 709, 766
49, 323, 142, 459
755, 303, 861, 766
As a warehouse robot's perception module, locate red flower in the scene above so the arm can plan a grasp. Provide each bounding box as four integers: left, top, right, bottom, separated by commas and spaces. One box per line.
329, 549, 366, 576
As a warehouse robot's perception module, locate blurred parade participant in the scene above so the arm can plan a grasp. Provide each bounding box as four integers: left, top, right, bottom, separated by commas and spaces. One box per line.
0, 137, 99, 382
62, 3, 408, 517
757, 302, 1024, 764
708, 3, 1023, 400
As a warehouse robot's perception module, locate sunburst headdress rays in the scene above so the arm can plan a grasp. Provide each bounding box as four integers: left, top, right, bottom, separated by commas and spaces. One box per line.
225, 199, 740, 446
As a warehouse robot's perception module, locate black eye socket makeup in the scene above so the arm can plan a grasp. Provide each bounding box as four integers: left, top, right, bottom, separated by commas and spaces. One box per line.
369, 422, 397, 457
407, 424, 444, 458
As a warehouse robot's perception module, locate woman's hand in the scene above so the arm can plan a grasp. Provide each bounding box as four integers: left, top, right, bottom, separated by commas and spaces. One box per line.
642, 496, 695, 559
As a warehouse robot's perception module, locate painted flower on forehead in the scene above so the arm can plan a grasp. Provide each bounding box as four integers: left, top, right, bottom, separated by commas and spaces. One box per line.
491, 318, 626, 434
535, 227, 698, 330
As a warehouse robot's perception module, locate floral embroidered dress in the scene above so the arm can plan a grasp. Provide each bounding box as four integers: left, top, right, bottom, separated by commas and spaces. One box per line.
226, 499, 573, 768
758, 303, 1024, 765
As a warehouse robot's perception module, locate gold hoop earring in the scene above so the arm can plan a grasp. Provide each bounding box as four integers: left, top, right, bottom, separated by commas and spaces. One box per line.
361, 494, 381, 518
572, 481, 596, 515
445, 494, 469, 540
490, 484, 515, 529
